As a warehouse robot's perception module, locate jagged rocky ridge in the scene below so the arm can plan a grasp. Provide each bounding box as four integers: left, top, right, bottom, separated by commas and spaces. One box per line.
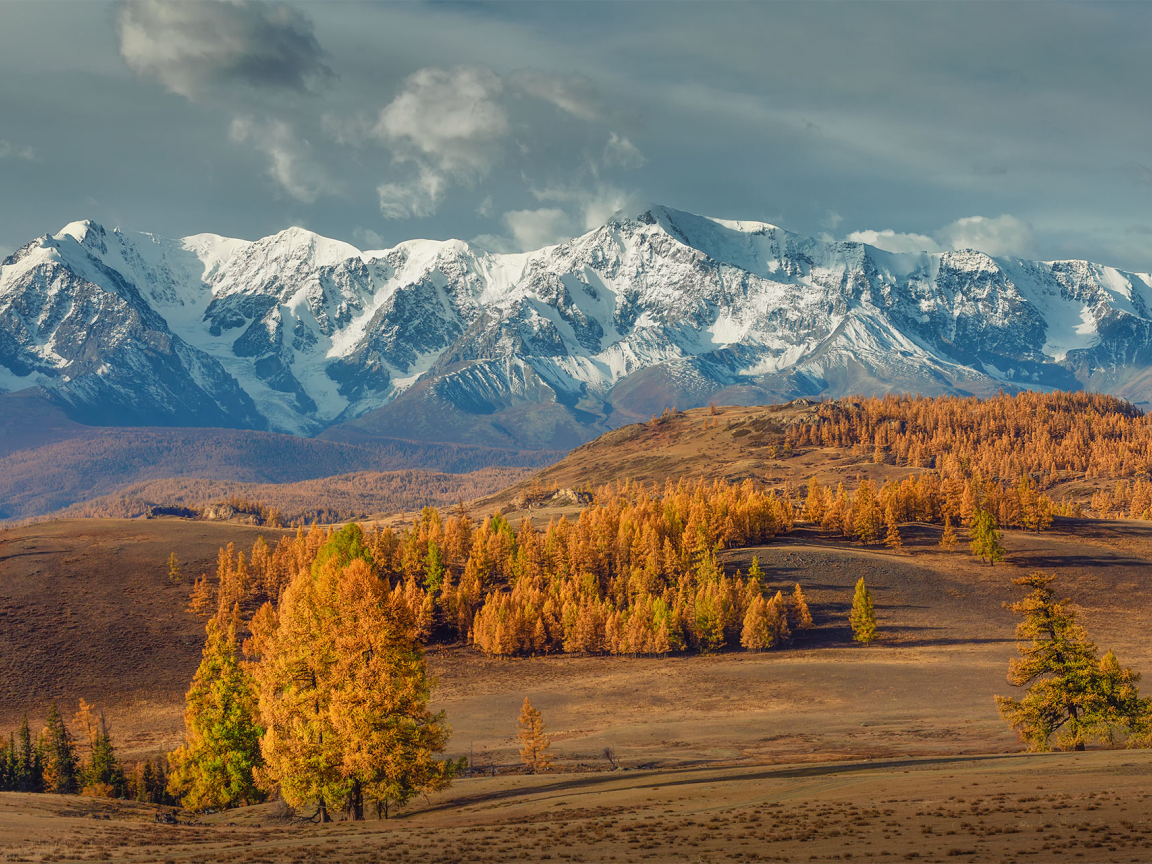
3, 205, 1152, 449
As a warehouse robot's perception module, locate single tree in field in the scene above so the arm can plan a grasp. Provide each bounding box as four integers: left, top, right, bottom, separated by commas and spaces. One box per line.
167, 619, 264, 811
517, 698, 552, 774
939, 516, 958, 550
969, 510, 1005, 565
40, 703, 78, 794
167, 552, 182, 583
252, 525, 455, 822
849, 578, 877, 644
996, 572, 1151, 751
883, 504, 903, 550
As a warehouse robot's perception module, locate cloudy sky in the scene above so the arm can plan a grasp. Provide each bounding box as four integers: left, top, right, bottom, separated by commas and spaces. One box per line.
1, 1, 1151, 269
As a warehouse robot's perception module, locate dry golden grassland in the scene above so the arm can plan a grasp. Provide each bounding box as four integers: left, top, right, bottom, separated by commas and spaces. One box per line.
1, 751, 1149, 863
4, 399, 1152, 861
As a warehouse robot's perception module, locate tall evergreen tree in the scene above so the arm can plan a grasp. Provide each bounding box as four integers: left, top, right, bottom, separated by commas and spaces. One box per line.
168, 619, 264, 811
996, 572, 1151, 751
16, 714, 41, 793
423, 541, 445, 594
80, 716, 124, 797
747, 556, 764, 591
849, 578, 877, 644
969, 510, 1005, 565
0, 734, 13, 792
40, 703, 78, 794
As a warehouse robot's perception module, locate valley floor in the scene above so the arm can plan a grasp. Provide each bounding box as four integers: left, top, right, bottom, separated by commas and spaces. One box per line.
2, 750, 1150, 863
3, 517, 1152, 861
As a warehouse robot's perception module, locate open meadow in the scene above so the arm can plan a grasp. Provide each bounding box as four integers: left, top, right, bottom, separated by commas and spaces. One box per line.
4, 397, 1152, 861
2, 513, 1152, 861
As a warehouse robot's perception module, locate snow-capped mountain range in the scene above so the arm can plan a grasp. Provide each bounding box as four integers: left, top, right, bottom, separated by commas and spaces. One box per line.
4, 205, 1152, 450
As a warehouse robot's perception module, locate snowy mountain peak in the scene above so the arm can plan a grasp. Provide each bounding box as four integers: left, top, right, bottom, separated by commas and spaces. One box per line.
3, 207, 1152, 449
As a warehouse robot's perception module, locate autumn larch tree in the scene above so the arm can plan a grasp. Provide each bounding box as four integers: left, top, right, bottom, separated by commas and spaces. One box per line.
996, 572, 1151, 751
167, 619, 264, 811
849, 577, 877, 644
740, 596, 771, 652
517, 698, 552, 774
939, 516, 958, 550
969, 510, 1005, 565
251, 525, 455, 822
883, 503, 903, 550
790, 583, 814, 630
167, 552, 182, 583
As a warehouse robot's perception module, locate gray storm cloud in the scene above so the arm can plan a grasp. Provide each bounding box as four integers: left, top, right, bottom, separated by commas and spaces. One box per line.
117, 0, 331, 99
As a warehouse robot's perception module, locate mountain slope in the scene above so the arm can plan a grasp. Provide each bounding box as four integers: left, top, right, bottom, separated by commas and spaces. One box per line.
4, 206, 1152, 449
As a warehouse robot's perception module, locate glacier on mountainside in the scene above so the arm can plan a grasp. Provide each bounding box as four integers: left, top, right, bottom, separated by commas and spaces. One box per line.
2, 205, 1151, 448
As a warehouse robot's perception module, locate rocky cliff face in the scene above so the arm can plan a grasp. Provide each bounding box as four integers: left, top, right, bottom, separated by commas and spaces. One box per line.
3, 206, 1151, 448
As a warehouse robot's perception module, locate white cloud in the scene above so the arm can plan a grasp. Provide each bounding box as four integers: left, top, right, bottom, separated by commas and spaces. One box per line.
377, 169, 447, 220
370, 66, 509, 219
503, 208, 577, 251
229, 117, 335, 203
0, 140, 35, 161
117, 0, 329, 100
602, 132, 645, 169
848, 214, 1035, 258
374, 66, 508, 173
352, 227, 386, 250
938, 215, 1035, 258
846, 228, 944, 254
509, 70, 601, 122
533, 183, 639, 231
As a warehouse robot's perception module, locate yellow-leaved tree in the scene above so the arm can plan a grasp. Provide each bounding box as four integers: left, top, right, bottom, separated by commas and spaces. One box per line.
517, 697, 552, 774
250, 524, 458, 822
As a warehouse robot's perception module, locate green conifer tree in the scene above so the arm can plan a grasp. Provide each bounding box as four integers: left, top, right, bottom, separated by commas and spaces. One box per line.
849, 577, 877, 644
16, 714, 41, 793
81, 715, 124, 798
969, 510, 1005, 565
423, 541, 445, 593
167, 619, 265, 811
0, 734, 13, 791
40, 703, 78, 794
996, 572, 1152, 750
747, 556, 764, 590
